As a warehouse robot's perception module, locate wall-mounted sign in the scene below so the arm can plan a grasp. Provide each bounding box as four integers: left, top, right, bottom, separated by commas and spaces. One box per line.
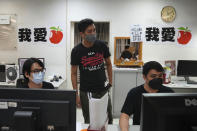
0, 14, 17, 50
0, 15, 10, 24
130, 25, 193, 46
17, 25, 65, 46
144, 26, 192, 46
130, 25, 143, 42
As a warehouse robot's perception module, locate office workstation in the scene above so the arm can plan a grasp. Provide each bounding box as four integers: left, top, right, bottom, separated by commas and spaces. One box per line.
164, 60, 197, 93
1, 0, 197, 131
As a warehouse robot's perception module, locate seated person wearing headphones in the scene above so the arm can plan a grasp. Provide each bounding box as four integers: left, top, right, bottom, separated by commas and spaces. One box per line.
17, 58, 54, 89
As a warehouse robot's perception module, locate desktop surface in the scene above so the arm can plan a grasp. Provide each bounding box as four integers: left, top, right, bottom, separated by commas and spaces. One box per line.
164, 81, 197, 88
164, 81, 197, 93
77, 122, 140, 131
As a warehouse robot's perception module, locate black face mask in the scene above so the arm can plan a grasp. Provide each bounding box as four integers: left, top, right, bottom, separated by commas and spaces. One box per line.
148, 78, 163, 90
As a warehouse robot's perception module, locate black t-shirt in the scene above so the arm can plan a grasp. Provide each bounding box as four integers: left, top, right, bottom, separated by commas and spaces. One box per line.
121, 84, 174, 125
18, 80, 54, 89
71, 40, 111, 92
121, 50, 132, 59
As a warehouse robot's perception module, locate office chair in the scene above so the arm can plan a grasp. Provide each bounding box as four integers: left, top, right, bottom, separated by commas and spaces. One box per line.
16, 78, 27, 88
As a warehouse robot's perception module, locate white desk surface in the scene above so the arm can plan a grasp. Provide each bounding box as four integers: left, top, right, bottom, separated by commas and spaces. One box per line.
45, 79, 65, 88
0, 82, 15, 86
0, 79, 65, 88
113, 67, 142, 72
77, 122, 140, 131
164, 81, 197, 89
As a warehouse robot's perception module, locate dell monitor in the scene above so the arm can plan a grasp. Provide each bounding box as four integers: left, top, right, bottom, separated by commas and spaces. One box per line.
177, 60, 197, 84
0, 87, 76, 131
140, 93, 197, 131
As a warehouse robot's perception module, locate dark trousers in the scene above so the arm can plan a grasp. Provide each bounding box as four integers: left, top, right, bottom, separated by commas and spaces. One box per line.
80, 90, 113, 124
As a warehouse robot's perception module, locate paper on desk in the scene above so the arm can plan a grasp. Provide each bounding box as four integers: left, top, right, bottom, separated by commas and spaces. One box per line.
88, 92, 108, 130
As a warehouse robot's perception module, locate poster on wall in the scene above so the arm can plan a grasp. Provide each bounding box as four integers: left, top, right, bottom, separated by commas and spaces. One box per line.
130, 25, 143, 42
0, 15, 10, 24
17, 24, 65, 47
165, 60, 176, 76
130, 25, 193, 46
0, 14, 17, 50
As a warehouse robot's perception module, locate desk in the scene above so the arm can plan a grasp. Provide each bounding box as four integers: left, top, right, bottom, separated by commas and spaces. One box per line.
45, 79, 65, 89
0, 82, 15, 87
0, 79, 65, 89
77, 122, 140, 131
164, 81, 197, 93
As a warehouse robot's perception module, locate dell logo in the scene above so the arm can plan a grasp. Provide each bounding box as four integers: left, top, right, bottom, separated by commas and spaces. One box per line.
185, 98, 197, 106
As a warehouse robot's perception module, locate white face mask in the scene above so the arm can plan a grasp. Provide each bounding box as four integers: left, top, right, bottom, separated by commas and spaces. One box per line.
32, 72, 45, 84
85, 34, 96, 43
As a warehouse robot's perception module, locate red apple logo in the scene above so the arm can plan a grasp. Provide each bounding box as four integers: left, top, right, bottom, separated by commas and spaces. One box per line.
49, 26, 63, 44
177, 27, 192, 45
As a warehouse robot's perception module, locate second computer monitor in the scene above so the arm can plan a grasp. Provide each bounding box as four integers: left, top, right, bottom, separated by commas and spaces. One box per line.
177, 60, 197, 77
140, 93, 197, 131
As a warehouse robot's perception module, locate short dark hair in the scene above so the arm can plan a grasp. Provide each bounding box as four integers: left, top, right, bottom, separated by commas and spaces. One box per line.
125, 46, 130, 49
78, 18, 94, 33
142, 61, 164, 76
22, 58, 44, 80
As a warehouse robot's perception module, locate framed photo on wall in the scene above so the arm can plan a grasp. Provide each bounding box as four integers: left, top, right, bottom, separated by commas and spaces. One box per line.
114, 37, 143, 67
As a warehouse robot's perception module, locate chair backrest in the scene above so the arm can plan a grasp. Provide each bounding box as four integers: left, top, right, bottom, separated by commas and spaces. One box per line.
16, 78, 27, 88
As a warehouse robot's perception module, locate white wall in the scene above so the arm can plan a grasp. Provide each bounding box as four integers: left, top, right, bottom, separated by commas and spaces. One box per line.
66, 0, 197, 88
1, 0, 197, 89
0, 0, 67, 83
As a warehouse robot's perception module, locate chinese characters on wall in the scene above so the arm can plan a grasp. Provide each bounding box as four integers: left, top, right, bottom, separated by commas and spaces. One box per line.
18, 28, 47, 42
145, 27, 175, 42
18, 25, 64, 45
130, 25, 192, 45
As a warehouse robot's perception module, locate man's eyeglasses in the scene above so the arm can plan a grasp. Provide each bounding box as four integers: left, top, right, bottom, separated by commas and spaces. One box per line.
31, 68, 46, 73
150, 73, 163, 79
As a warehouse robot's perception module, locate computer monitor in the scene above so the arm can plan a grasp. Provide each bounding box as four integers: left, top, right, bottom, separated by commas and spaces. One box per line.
140, 93, 197, 131
177, 60, 197, 84
0, 87, 76, 131
18, 58, 45, 76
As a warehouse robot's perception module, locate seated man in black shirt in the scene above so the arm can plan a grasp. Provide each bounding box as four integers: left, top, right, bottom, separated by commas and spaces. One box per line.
16, 58, 54, 89
119, 61, 174, 131
120, 46, 134, 61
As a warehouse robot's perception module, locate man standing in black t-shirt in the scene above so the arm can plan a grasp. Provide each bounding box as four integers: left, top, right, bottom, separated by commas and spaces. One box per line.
70, 18, 113, 124
119, 61, 174, 131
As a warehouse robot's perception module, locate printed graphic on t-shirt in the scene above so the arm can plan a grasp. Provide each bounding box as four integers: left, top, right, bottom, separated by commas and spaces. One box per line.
81, 52, 104, 71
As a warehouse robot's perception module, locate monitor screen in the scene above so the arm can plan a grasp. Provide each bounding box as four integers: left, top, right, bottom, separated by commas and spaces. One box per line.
0, 88, 76, 131
177, 60, 197, 77
140, 93, 197, 131
18, 58, 45, 75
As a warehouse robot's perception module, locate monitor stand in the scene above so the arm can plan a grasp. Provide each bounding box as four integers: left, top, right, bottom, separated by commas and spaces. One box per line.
14, 111, 36, 131
184, 76, 197, 84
